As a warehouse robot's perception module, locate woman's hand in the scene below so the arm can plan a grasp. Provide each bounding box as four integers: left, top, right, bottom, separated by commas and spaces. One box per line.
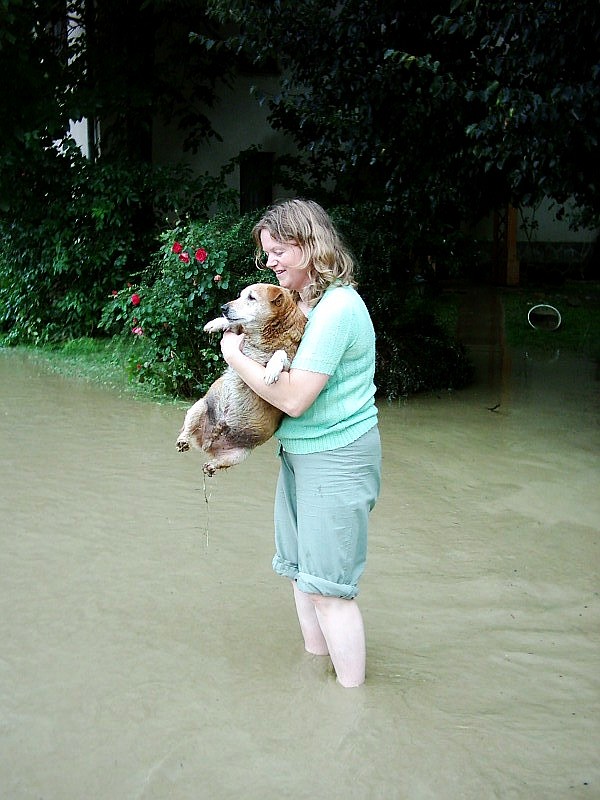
218, 328, 329, 417
220, 329, 245, 365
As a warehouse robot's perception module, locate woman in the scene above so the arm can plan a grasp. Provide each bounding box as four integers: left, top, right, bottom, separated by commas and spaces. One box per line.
220, 199, 381, 687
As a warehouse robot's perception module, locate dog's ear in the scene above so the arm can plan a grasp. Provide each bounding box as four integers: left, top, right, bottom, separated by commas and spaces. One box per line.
269, 286, 285, 307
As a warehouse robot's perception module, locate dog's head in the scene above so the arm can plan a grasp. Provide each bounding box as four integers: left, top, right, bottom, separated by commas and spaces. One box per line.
220, 283, 296, 330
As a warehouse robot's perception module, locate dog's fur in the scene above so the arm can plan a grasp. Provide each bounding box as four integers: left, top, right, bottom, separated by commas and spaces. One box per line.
176, 283, 307, 475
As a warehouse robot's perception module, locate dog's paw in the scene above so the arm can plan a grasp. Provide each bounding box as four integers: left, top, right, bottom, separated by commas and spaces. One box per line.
264, 350, 288, 385
203, 317, 228, 334
176, 439, 190, 452
202, 462, 217, 477
264, 367, 281, 385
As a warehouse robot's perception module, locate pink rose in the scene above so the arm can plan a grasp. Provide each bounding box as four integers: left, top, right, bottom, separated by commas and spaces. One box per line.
131, 326, 144, 336
213, 274, 222, 282
111, 289, 118, 296
131, 293, 141, 306
172, 242, 183, 254
195, 247, 208, 263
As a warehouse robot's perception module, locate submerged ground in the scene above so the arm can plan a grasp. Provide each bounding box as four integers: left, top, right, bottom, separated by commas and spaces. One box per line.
0, 286, 598, 799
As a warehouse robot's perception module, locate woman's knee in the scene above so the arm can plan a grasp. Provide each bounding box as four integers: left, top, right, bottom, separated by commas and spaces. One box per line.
309, 593, 350, 613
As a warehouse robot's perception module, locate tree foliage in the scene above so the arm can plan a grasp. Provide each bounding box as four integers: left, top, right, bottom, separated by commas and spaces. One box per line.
0, 0, 239, 343
208, 0, 600, 231
2, 0, 598, 351
75, 0, 235, 160
0, 0, 234, 209
0, 0, 73, 209
434, 0, 600, 228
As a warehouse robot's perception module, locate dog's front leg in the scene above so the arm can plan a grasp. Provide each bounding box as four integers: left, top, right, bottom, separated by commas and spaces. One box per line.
264, 350, 290, 385
203, 317, 230, 334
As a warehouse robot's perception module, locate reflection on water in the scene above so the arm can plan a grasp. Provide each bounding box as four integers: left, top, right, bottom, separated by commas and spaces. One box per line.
1, 347, 598, 799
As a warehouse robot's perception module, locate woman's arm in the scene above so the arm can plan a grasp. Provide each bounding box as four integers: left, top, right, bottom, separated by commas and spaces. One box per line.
220, 330, 329, 418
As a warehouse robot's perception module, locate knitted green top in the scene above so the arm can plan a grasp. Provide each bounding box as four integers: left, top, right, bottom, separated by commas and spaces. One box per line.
276, 284, 378, 454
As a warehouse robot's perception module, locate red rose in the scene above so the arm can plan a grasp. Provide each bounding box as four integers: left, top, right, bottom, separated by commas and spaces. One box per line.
111, 290, 118, 296
172, 241, 183, 254
195, 247, 208, 263
179, 252, 190, 264
131, 293, 141, 306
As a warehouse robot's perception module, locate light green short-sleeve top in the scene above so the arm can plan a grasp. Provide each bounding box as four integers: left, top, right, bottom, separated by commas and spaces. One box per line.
276, 284, 378, 454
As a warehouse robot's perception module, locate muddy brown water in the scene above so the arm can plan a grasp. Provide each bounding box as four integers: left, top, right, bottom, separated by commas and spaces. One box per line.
1, 343, 598, 800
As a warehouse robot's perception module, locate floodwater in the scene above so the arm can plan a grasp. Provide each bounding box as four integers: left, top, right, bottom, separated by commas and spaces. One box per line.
0, 335, 598, 799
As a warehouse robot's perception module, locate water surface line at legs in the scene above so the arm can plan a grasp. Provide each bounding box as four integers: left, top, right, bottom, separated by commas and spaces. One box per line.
292, 582, 366, 687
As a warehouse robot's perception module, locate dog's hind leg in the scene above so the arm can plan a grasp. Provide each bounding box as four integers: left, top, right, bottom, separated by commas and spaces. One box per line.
176, 398, 207, 452
203, 447, 251, 476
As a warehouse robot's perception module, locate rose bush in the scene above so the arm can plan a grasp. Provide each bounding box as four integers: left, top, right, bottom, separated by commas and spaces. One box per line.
101, 203, 473, 400
100, 212, 268, 397
0, 155, 237, 344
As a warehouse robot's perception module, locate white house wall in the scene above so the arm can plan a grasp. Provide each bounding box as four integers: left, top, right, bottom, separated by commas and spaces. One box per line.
70, 119, 90, 158
472, 199, 597, 244
152, 73, 297, 201
71, 69, 597, 250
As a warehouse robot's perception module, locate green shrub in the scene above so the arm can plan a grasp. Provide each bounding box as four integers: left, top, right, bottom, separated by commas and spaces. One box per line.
2, 160, 473, 400
101, 203, 473, 400
331, 203, 474, 398
375, 308, 474, 399
100, 212, 269, 397
0, 150, 237, 344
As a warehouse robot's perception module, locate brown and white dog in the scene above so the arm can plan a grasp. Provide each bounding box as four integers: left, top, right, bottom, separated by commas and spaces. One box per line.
176, 283, 307, 475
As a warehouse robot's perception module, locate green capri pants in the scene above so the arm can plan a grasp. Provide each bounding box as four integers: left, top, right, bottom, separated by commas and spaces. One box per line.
272, 426, 382, 599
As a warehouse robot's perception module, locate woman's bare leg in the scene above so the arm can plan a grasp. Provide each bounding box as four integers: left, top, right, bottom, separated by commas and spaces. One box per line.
293, 584, 366, 687
292, 581, 330, 655
314, 594, 366, 687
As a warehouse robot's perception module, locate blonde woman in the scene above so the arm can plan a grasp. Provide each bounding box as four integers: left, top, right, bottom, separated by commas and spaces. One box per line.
220, 199, 381, 687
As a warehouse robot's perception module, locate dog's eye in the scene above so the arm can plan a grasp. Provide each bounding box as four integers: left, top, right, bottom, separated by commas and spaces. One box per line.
247, 292, 255, 301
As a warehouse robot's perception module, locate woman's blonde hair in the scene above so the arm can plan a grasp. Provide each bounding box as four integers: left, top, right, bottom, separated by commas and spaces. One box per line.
252, 199, 356, 306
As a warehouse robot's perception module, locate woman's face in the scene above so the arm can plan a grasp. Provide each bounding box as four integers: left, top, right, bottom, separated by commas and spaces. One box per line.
260, 229, 311, 293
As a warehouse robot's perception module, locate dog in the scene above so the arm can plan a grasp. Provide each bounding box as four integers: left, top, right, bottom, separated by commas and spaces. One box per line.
176, 283, 307, 475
